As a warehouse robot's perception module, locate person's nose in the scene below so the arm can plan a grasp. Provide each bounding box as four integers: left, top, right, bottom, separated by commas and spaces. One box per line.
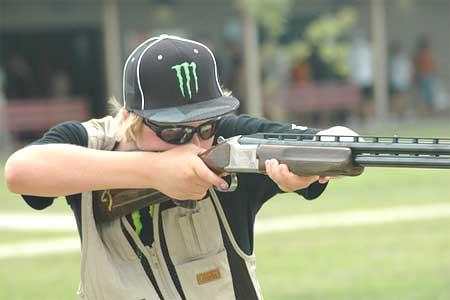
190, 133, 202, 146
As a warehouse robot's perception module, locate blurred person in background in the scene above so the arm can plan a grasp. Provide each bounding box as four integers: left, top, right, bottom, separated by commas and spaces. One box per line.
0, 64, 13, 153
222, 40, 244, 111
291, 59, 311, 86
5, 54, 37, 99
349, 30, 374, 122
414, 36, 436, 113
389, 41, 413, 118
49, 69, 72, 99
5, 34, 357, 299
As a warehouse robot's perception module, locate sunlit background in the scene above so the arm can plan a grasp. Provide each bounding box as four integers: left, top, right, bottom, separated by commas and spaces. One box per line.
0, 0, 449, 299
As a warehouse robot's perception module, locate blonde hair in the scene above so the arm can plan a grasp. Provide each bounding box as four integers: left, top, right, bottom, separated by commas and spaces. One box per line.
109, 88, 233, 143
108, 97, 143, 143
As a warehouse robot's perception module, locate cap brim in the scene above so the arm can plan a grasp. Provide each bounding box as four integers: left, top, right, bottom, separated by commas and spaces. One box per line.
131, 96, 240, 124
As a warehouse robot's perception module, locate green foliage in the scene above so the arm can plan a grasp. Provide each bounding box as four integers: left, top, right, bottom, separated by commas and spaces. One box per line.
237, 0, 293, 38
305, 7, 357, 43
292, 7, 358, 77
236, 1, 359, 79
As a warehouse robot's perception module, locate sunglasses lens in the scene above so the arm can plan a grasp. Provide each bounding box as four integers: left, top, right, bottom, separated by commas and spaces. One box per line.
161, 128, 193, 144
199, 121, 218, 139
145, 119, 219, 145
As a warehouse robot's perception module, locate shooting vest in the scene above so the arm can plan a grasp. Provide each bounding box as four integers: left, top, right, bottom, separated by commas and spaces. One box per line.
77, 116, 263, 300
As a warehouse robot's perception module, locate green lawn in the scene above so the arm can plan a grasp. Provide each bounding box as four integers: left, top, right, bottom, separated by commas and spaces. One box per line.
0, 253, 81, 300
0, 217, 448, 300
0, 231, 77, 244
359, 116, 450, 137
258, 168, 450, 219
256, 218, 450, 300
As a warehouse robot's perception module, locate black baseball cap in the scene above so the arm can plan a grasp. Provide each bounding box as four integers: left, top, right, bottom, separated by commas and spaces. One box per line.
122, 34, 240, 124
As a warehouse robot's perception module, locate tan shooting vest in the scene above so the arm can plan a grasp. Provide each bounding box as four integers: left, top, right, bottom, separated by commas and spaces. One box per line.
77, 116, 263, 300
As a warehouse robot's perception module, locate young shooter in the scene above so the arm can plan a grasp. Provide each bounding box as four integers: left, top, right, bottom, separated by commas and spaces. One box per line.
5, 35, 357, 300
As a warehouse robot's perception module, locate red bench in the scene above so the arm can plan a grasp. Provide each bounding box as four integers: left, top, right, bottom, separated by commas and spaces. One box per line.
0, 97, 90, 145
270, 82, 362, 126
280, 82, 361, 113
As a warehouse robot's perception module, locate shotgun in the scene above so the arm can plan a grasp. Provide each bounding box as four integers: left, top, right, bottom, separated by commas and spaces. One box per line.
93, 133, 450, 222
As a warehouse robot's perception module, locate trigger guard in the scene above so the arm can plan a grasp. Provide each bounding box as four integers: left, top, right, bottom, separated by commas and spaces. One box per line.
215, 173, 238, 192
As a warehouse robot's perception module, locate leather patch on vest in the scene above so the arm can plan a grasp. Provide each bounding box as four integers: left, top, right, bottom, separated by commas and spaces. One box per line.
196, 268, 221, 285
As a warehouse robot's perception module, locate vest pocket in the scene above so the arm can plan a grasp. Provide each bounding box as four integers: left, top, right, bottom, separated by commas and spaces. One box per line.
162, 198, 224, 265
175, 250, 235, 300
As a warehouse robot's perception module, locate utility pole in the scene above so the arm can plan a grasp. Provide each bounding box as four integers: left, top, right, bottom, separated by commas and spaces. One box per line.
242, 11, 263, 117
371, 0, 389, 122
102, 0, 122, 102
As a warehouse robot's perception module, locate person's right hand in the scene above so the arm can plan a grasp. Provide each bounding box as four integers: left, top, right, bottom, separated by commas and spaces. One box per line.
148, 144, 229, 200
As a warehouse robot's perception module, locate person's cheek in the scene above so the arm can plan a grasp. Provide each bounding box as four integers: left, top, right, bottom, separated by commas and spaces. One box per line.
200, 137, 214, 149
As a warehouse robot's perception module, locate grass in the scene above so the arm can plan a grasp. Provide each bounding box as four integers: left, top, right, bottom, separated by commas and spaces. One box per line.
0, 254, 80, 300
357, 116, 450, 137
0, 217, 448, 299
258, 168, 450, 219
256, 218, 450, 300
0, 231, 77, 244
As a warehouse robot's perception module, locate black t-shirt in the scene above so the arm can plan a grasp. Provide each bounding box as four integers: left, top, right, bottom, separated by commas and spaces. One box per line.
22, 114, 327, 254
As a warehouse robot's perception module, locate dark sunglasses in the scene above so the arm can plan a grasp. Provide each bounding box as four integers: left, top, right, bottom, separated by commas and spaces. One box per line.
143, 118, 220, 145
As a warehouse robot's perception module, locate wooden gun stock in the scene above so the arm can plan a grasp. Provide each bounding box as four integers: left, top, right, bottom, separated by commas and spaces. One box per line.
93, 188, 169, 222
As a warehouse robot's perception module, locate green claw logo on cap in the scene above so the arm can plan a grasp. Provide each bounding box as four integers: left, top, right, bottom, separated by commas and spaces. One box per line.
171, 62, 199, 100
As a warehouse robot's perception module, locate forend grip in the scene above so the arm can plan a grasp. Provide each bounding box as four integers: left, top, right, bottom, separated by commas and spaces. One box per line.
257, 145, 364, 176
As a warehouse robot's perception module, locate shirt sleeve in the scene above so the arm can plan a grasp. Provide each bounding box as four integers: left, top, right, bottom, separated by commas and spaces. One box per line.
215, 114, 320, 140
21, 121, 88, 210
215, 114, 328, 210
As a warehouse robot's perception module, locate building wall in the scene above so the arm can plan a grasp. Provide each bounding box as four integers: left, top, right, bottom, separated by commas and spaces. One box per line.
1, 0, 102, 30
117, 0, 238, 62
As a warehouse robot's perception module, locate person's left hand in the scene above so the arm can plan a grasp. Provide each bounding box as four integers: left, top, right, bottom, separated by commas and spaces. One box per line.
265, 159, 340, 192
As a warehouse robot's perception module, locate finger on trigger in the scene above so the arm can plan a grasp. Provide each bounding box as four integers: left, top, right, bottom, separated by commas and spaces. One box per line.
196, 163, 228, 190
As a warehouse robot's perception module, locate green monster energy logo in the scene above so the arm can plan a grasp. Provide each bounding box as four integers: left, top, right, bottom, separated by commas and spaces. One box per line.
171, 62, 199, 99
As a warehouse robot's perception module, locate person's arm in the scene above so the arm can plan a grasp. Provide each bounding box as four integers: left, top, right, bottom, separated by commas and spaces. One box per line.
5, 122, 226, 200
215, 114, 320, 141
6, 144, 172, 196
